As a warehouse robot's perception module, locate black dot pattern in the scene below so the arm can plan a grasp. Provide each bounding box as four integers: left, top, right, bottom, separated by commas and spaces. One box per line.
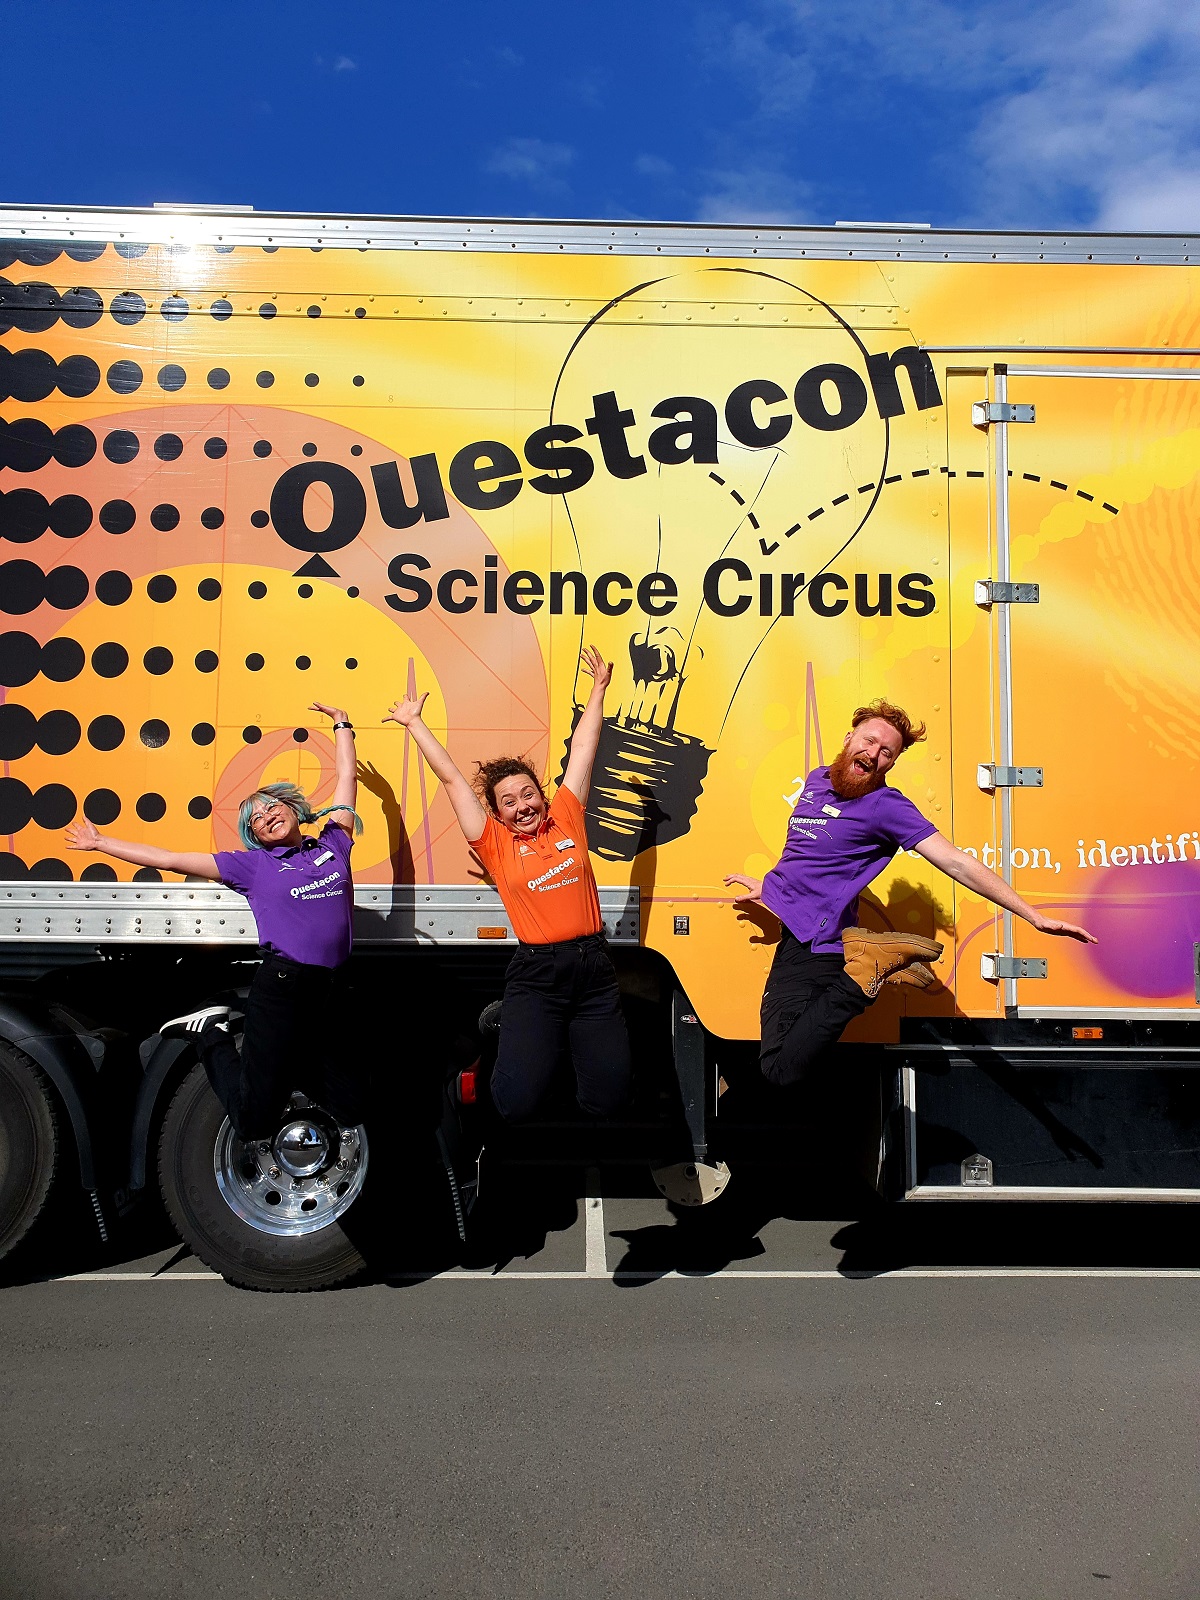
143, 647, 173, 675
197, 578, 221, 599
0, 419, 96, 472
147, 574, 177, 603
88, 715, 124, 750
246, 653, 265, 671
204, 437, 227, 459
80, 863, 117, 882
210, 299, 233, 321
110, 291, 146, 325
158, 364, 186, 392
243, 725, 262, 744
103, 429, 139, 463
32, 784, 76, 828
92, 642, 129, 678
207, 368, 229, 389
191, 722, 215, 745
107, 360, 142, 394
293, 728, 309, 742
154, 433, 183, 461
295, 656, 311, 669
136, 793, 166, 823
188, 796, 212, 820
96, 570, 132, 605
140, 719, 170, 748
84, 789, 121, 825
37, 710, 80, 754
195, 650, 218, 673
100, 501, 135, 535
256, 371, 274, 388
150, 504, 179, 532
250, 510, 270, 528
201, 508, 224, 529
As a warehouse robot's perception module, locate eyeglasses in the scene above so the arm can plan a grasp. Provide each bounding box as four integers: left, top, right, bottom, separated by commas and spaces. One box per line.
249, 802, 288, 825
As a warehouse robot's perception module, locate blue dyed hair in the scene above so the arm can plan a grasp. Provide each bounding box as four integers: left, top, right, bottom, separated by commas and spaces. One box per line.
237, 781, 363, 850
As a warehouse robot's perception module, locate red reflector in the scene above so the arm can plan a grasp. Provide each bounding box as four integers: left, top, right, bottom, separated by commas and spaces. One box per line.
459, 1070, 477, 1105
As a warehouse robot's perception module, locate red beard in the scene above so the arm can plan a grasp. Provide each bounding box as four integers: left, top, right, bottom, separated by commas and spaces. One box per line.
828, 748, 886, 799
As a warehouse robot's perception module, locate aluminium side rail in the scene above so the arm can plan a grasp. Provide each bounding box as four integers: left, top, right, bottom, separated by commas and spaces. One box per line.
0, 883, 641, 947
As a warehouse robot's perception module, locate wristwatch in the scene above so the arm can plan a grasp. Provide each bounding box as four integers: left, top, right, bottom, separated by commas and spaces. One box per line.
332, 721, 354, 733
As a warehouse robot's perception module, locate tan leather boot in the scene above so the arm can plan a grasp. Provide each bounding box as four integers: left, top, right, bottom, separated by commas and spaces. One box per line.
886, 961, 938, 990
841, 928, 944, 998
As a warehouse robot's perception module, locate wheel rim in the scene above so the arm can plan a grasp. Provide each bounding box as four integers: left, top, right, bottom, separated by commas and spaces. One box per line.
214, 1109, 368, 1237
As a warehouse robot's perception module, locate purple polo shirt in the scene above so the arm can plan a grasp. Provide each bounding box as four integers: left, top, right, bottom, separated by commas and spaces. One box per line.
214, 822, 354, 969
761, 767, 937, 953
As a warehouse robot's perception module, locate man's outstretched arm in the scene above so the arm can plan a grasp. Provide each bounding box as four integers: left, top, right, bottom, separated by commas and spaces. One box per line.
914, 832, 1097, 943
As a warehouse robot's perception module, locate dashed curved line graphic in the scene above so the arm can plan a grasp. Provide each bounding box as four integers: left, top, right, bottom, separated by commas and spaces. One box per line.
705, 464, 1129, 557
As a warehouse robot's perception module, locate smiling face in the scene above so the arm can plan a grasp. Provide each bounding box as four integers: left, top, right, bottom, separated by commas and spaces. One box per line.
248, 797, 305, 848
828, 716, 905, 799
491, 773, 548, 836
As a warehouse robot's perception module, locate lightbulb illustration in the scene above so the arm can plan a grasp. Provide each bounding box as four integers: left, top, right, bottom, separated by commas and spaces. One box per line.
550, 265, 910, 861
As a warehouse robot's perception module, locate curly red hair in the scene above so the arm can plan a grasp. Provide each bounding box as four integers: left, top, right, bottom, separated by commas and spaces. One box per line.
851, 698, 927, 751
473, 756, 544, 813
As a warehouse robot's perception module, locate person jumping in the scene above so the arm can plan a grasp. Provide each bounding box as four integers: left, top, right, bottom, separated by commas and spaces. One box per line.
385, 647, 632, 1124
65, 702, 364, 1138
725, 698, 1097, 1088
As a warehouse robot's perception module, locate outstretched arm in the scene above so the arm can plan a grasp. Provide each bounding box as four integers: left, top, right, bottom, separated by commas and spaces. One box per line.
915, 832, 1097, 942
384, 693, 488, 843
562, 646, 612, 804
65, 820, 221, 881
310, 701, 357, 836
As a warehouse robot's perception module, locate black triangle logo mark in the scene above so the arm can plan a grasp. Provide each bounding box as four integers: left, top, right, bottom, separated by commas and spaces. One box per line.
293, 554, 339, 578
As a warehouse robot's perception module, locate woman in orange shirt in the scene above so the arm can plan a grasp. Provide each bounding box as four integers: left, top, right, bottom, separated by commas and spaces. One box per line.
385, 647, 632, 1123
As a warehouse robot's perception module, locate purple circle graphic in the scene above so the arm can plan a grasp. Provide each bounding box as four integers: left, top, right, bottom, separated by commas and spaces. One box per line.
1085, 861, 1200, 998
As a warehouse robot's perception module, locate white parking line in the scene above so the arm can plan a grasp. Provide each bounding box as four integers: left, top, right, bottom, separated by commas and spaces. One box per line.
584, 1168, 607, 1277
49, 1266, 1200, 1283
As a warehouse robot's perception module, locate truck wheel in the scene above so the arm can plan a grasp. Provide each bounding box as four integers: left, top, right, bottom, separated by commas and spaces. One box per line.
0, 1044, 61, 1264
157, 1062, 370, 1292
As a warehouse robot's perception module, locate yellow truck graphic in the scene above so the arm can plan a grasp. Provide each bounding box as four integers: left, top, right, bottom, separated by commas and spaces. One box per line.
2, 208, 1199, 1285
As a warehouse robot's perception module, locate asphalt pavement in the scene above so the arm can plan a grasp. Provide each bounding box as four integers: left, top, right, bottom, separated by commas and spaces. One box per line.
2, 1173, 1199, 1600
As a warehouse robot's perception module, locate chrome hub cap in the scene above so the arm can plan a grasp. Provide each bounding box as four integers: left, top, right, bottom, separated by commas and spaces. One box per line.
214, 1111, 368, 1237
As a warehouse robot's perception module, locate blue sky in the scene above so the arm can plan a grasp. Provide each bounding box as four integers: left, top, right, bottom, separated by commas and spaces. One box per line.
7, 0, 1200, 230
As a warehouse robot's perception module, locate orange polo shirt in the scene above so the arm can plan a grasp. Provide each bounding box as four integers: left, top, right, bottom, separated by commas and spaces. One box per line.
471, 785, 603, 945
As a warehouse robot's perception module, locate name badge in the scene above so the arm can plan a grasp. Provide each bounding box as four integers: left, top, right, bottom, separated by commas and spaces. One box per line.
822, 804, 841, 818
555, 838, 575, 850
312, 849, 334, 865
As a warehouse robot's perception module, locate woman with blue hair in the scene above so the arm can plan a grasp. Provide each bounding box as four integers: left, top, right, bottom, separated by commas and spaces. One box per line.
66, 703, 364, 1139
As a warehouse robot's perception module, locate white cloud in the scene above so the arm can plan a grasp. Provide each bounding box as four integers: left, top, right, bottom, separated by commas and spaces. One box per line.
695, 0, 1200, 228
484, 138, 574, 194
333, 55, 357, 72
635, 154, 676, 180
695, 165, 814, 225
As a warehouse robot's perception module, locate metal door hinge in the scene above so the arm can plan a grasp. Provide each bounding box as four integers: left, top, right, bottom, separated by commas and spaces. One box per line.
977, 764, 1043, 790
972, 400, 1036, 427
981, 954, 1048, 981
974, 580, 1040, 607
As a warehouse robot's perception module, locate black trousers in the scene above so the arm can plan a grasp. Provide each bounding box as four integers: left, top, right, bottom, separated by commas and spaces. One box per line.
196, 952, 367, 1139
759, 928, 871, 1089
491, 933, 633, 1123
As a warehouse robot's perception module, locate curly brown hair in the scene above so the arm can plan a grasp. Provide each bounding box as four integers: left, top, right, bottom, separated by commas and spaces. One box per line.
851, 698, 927, 751
473, 756, 545, 813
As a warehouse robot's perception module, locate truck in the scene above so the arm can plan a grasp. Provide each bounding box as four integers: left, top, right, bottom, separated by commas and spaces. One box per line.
2, 202, 1199, 1289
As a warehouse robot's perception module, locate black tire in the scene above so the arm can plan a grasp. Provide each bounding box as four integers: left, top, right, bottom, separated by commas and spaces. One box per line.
0, 1044, 61, 1263
157, 1062, 368, 1292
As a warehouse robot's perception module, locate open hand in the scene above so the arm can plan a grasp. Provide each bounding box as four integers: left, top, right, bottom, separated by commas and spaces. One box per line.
724, 872, 764, 906
310, 701, 349, 724
1034, 916, 1098, 944
384, 693, 429, 728
580, 645, 613, 693
65, 820, 102, 852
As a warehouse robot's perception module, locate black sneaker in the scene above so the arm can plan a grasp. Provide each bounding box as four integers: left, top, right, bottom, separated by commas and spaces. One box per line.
159, 1005, 235, 1040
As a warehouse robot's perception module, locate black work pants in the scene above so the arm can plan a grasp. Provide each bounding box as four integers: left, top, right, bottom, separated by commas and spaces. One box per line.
196, 952, 367, 1139
759, 928, 871, 1089
491, 933, 633, 1123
